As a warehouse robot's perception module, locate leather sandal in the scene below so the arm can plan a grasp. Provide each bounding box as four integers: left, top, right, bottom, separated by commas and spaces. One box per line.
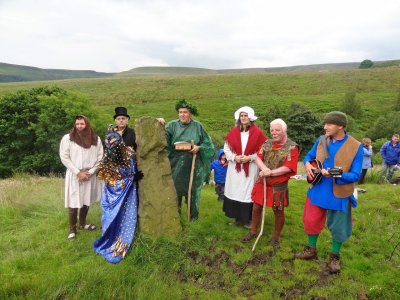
241, 232, 256, 243
67, 232, 76, 240
268, 239, 280, 247
79, 224, 96, 231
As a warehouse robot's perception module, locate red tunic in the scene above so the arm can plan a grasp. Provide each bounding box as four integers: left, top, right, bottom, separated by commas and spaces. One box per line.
251, 142, 299, 208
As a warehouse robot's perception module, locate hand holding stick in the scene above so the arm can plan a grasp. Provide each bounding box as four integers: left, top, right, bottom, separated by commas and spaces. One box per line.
252, 177, 266, 252
187, 140, 196, 222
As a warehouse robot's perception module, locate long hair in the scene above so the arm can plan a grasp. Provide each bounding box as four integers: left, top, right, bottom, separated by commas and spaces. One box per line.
69, 115, 98, 148
235, 119, 254, 132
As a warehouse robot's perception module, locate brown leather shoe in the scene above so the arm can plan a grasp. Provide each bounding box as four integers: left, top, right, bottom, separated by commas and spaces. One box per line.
295, 246, 317, 259
329, 253, 341, 274
241, 232, 256, 243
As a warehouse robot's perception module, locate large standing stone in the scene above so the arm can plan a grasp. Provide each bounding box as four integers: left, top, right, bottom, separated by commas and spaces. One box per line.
135, 117, 181, 237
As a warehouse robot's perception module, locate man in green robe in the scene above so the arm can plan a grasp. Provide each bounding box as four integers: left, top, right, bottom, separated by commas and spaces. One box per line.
165, 100, 215, 220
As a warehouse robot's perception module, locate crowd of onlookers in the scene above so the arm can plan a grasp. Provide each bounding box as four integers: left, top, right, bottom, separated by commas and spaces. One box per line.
358, 134, 400, 184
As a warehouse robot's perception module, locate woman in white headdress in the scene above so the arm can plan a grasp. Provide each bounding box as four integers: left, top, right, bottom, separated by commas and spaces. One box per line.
223, 106, 267, 227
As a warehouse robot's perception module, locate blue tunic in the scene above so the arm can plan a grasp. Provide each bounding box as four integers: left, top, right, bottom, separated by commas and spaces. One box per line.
303, 134, 363, 211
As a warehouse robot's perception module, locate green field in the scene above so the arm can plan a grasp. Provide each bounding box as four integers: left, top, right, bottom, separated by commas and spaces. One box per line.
1, 67, 400, 147
0, 175, 399, 299
1, 67, 400, 298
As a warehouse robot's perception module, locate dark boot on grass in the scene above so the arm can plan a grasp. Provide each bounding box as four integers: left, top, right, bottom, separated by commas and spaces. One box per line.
295, 246, 317, 259
329, 253, 341, 274
78, 205, 89, 227
68, 208, 78, 240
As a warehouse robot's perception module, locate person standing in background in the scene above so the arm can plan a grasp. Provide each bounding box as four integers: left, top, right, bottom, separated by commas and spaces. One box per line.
380, 134, 400, 183
210, 149, 228, 201
358, 138, 373, 184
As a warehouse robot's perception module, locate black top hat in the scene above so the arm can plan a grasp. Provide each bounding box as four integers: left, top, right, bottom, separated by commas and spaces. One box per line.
114, 107, 130, 119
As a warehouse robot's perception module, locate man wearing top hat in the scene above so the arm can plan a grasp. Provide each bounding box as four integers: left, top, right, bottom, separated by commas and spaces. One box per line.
114, 107, 137, 151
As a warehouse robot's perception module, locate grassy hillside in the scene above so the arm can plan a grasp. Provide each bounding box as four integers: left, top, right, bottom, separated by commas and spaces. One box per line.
0, 67, 399, 148
0, 62, 113, 82
0, 174, 399, 299
373, 60, 400, 68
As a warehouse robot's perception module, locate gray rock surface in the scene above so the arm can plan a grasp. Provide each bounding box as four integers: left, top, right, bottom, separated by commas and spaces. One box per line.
135, 117, 181, 237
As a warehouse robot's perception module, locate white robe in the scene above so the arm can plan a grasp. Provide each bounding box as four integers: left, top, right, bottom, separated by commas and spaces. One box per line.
59, 134, 104, 208
223, 131, 259, 203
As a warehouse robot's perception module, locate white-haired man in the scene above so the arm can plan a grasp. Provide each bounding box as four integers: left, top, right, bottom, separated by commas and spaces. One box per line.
242, 118, 299, 247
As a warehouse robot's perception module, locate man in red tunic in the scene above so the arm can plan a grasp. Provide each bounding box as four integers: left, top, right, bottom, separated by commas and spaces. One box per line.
242, 118, 299, 246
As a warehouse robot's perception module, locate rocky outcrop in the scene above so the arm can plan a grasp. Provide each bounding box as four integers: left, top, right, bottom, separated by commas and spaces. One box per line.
135, 117, 181, 237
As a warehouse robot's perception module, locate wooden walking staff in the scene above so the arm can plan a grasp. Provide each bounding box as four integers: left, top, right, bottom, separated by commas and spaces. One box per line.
187, 140, 197, 222
252, 177, 267, 252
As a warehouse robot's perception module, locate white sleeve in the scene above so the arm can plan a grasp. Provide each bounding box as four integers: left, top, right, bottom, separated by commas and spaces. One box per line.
224, 142, 236, 162
88, 137, 104, 174
59, 135, 80, 175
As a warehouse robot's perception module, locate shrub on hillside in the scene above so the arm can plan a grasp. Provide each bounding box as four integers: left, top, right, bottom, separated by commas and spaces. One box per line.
359, 59, 374, 69
287, 102, 308, 117
259, 104, 284, 133
346, 114, 357, 132
342, 91, 363, 119
0, 86, 96, 178
287, 109, 323, 156
366, 112, 400, 141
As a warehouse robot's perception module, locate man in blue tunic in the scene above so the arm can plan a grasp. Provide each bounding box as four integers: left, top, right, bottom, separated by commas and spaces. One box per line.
295, 111, 363, 274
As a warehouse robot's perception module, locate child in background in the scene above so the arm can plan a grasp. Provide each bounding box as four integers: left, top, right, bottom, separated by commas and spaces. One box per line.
210, 149, 228, 201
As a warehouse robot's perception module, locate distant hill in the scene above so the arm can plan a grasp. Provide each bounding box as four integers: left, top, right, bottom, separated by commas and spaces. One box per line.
1, 59, 399, 83
218, 62, 362, 73
116, 60, 399, 77
117, 66, 218, 76
373, 59, 400, 68
0, 62, 113, 82
119, 63, 361, 76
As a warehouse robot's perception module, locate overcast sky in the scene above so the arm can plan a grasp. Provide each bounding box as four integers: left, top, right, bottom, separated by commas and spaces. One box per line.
0, 0, 399, 72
